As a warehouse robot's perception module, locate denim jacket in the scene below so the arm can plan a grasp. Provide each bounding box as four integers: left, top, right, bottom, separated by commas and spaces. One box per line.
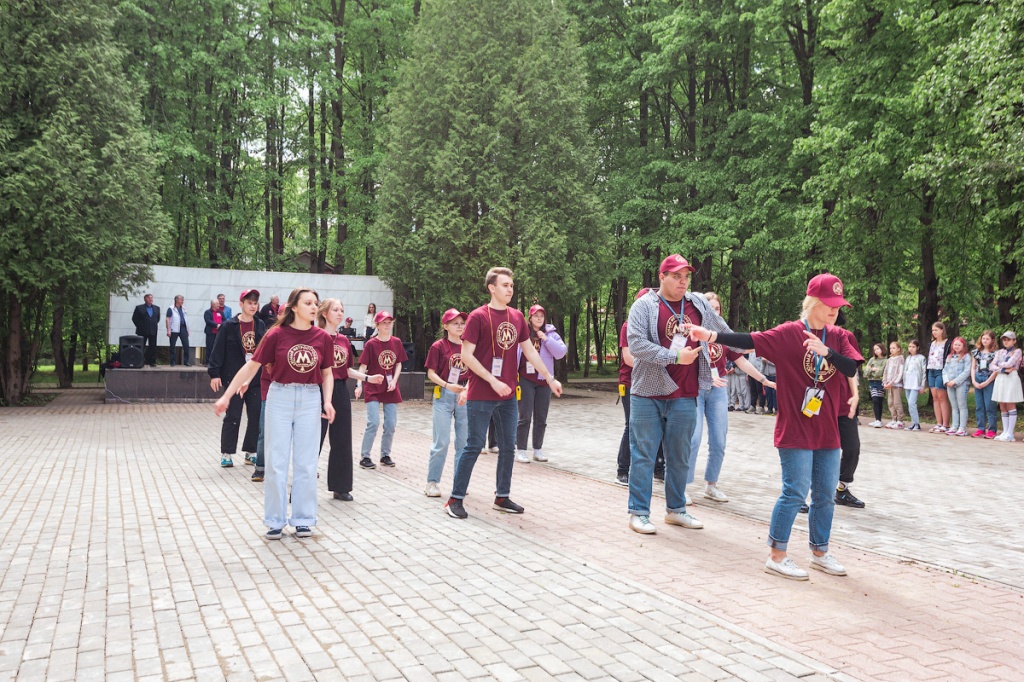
941, 353, 971, 387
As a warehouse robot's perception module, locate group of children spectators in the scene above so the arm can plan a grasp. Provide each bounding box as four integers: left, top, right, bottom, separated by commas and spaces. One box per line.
859, 323, 1023, 440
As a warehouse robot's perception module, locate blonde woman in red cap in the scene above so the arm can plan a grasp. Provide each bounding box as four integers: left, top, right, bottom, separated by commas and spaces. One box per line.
688, 273, 863, 581
423, 309, 470, 496
356, 310, 408, 468
515, 304, 568, 463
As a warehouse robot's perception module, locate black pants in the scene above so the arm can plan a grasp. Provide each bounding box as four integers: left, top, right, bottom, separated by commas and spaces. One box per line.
320, 384, 353, 493
170, 331, 191, 366
838, 414, 861, 484
617, 388, 664, 476
517, 380, 551, 450
222, 382, 261, 454
748, 376, 765, 408
142, 333, 157, 366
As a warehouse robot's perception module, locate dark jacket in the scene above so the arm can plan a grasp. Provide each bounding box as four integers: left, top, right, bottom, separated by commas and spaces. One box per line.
207, 316, 267, 383
132, 303, 161, 337
258, 303, 279, 327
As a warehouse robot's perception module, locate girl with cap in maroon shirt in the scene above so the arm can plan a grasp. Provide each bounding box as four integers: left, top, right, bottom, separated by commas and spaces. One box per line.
423, 309, 470, 497
355, 310, 408, 468
688, 273, 862, 581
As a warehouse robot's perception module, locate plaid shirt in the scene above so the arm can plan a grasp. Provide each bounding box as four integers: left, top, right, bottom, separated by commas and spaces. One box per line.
626, 290, 734, 398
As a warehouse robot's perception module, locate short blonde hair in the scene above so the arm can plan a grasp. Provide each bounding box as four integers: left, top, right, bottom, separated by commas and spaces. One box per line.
485, 267, 514, 288
799, 296, 820, 321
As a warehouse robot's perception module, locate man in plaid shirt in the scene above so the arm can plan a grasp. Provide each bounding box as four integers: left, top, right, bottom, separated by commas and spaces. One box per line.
625, 254, 734, 535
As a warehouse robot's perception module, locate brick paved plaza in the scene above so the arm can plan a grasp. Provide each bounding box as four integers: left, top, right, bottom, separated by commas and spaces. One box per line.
1, 388, 1022, 681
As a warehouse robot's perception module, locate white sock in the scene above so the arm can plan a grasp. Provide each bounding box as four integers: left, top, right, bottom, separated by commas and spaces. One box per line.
1002, 412, 1010, 435
1009, 411, 1018, 437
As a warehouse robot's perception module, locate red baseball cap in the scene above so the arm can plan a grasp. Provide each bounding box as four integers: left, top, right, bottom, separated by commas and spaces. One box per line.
806, 273, 851, 308
659, 254, 695, 274
441, 308, 467, 324
528, 305, 545, 317
239, 289, 260, 302
345, 317, 353, 324
634, 287, 650, 300
373, 310, 394, 324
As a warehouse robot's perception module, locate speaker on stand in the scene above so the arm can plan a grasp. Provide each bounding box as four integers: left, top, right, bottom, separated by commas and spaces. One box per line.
119, 335, 145, 369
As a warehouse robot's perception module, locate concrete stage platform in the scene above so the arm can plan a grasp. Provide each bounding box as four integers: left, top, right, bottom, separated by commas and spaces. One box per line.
104, 366, 426, 404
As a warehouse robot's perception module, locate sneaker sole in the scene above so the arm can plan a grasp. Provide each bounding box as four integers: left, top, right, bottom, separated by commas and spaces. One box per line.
251, 477, 264, 483
629, 524, 657, 535
492, 505, 524, 514
809, 562, 847, 576
359, 463, 376, 469
764, 565, 809, 581
380, 461, 396, 467
221, 463, 233, 468
424, 491, 441, 498
665, 519, 703, 529
445, 508, 468, 519
266, 531, 283, 541
703, 493, 728, 503
294, 531, 313, 538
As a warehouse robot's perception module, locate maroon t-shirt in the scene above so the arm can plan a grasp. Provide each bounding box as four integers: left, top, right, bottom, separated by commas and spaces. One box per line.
618, 322, 631, 387
425, 338, 468, 386
359, 336, 408, 404
517, 332, 548, 386
648, 297, 700, 399
751, 321, 864, 450
709, 342, 742, 375
328, 333, 356, 381
251, 325, 333, 385
463, 304, 530, 401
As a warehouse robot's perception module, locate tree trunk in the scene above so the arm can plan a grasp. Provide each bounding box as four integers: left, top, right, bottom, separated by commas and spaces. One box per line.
308, 54, 320, 273
568, 308, 580, 372
331, 0, 349, 273
3, 298, 27, 404
583, 297, 593, 378
51, 287, 71, 389
917, 189, 939, 346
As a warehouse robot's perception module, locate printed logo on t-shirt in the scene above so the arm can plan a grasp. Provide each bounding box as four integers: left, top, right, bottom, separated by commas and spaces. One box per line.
709, 343, 723, 364
287, 344, 319, 373
496, 321, 518, 350
242, 331, 257, 353
532, 337, 541, 352
664, 313, 692, 339
802, 349, 838, 384
378, 349, 398, 371
333, 344, 348, 369
449, 354, 466, 373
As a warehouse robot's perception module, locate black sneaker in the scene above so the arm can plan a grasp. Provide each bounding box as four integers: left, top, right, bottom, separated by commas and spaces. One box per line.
251, 469, 264, 482
265, 528, 283, 540
492, 497, 524, 514
333, 492, 353, 501
835, 488, 865, 508
445, 497, 468, 519
294, 526, 313, 538
379, 455, 396, 467
653, 470, 665, 482
728, 406, 735, 412
798, 503, 809, 514
359, 457, 376, 469
615, 473, 628, 486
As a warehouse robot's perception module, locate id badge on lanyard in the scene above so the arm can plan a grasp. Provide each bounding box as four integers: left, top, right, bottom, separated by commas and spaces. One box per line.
710, 366, 720, 382
802, 321, 827, 418
447, 367, 461, 384
490, 358, 503, 376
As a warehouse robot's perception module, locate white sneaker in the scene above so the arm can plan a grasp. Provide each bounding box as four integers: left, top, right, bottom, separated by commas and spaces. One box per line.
489, 446, 500, 453
809, 553, 847, 576
764, 556, 808, 581
704, 484, 729, 502
424, 482, 441, 497
629, 515, 656, 534
868, 420, 882, 428
532, 449, 548, 462
515, 450, 530, 463
994, 432, 1015, 442
664, 511, 703, 529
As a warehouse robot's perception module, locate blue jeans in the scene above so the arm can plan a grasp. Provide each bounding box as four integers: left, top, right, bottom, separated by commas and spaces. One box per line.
687, 386, 728, 484
361, 401, 398, 458
768, 448, 840, 552
974, 382, 997, 431
169, 331, 191, 365
904, 389, 920, 427
948, 382, 969, 431
451, 398, 518, 499
427, 388, 468, 483
628, 396, 696, 516
255, 398, 267, 472
264, 383, 322, 529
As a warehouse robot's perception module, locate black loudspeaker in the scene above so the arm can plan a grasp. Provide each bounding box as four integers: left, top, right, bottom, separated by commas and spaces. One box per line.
402, 341, 416, 371
119, 335, 145, 369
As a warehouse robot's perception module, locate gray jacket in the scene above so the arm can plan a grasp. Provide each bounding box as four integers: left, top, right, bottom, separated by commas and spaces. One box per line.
626, 290, 733, 398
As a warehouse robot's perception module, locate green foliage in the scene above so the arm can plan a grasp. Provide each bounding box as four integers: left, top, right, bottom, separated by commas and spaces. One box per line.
373, 0, 608, 324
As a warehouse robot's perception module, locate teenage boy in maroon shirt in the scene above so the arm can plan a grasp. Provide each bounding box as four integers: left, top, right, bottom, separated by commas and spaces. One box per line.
445, 268, 564, 519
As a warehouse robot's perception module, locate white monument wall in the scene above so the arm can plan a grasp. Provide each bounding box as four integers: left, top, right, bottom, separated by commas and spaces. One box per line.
108, 265, 393, 345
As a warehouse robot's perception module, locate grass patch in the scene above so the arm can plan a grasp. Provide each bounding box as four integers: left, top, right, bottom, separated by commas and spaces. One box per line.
30, 364, 102, 385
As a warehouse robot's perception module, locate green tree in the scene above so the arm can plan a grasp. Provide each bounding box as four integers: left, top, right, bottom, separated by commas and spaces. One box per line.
0, 0, 169, 402
373, 0, 608, 360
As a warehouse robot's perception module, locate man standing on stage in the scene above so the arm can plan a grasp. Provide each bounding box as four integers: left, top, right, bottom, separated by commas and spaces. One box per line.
445, 267, 563, 519
132, 293, 161, 367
